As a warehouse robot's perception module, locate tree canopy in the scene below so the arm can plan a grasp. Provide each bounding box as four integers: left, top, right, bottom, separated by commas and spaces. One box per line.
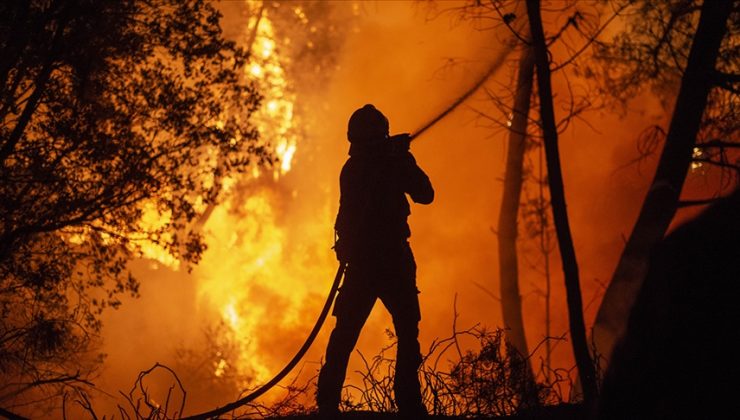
0, 0, 270, 411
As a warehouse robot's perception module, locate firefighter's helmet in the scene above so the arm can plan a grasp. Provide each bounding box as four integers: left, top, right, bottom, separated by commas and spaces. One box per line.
347, 104, 389, 143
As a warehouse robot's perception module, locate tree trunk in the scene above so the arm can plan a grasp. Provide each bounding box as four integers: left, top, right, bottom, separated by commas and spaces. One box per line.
591, 0, 733, 372
497, 45, 535, 380
525, 0, 597, 405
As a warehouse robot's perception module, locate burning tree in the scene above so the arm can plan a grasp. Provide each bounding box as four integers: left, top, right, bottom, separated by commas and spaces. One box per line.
0, 0, 270, 415
145, 1, 357, 414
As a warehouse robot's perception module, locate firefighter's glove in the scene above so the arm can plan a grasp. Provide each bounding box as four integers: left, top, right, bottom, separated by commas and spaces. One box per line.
333, 238, 350, 263
389, 133, 411, 155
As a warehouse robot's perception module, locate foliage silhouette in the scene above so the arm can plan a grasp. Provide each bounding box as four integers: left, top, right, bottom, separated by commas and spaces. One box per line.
79, 325, 577, 419
0, 0, 269, 413
590, 0, 737, 371
598, 188, 740, 419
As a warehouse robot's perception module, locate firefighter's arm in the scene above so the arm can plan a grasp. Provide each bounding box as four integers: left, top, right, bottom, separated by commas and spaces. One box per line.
399, 153, 434, 204
389, 133, 434, 204
332, 230, 351, 262
404, 157, 434, 204
333, 165, 353, 262
333, 206, 353, 262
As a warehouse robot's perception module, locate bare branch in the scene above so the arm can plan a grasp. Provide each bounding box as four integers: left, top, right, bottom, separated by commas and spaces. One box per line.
552, 4, 629, 72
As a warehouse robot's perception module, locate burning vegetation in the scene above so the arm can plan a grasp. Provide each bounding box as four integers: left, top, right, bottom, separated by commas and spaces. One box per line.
1, 0, 738, 419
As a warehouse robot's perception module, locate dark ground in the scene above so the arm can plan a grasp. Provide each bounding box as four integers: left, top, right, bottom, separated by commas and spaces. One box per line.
269, 403, 586, 420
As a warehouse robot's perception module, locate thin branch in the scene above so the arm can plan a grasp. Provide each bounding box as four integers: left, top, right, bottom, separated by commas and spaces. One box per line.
0, 407, 29, 420
677, 197, 723, 208
693, 157, 740, 172
552, 4, 629, 72
491, 1, 530, 45
695, 139, 740, 149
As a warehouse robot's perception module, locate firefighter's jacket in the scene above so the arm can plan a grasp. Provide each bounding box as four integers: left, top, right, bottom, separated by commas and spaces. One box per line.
334, 141, 433, 262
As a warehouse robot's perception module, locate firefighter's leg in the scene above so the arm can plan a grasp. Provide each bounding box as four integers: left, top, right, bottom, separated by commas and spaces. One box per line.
317, 272, 375, 413
381, 249, 426, 414
387, 290, 425, 415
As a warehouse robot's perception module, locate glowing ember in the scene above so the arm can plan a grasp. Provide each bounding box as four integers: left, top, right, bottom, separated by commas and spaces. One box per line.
214, 359, 228, 378
691, 146, 704, 171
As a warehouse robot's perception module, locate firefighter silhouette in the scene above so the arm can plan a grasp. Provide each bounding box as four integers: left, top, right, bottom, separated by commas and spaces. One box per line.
317, 104, 434, 416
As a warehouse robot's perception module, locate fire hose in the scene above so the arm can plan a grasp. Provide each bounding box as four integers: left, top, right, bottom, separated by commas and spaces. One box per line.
181, 47, 511, 420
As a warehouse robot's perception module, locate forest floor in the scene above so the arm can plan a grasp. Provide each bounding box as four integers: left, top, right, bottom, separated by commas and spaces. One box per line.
267, 403, 586, 419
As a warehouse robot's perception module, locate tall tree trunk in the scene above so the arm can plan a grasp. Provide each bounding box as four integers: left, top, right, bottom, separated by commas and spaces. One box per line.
592, 0, 733, 372
537, 146, 554, 380
497, 45, 536, 384
525, 0, 597, 405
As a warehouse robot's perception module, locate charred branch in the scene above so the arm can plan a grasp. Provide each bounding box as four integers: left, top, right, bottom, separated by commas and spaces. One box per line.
551, 4, 628, 72
677, 197, 728, 208
695, 139, 740, 149
692, 157, 740, 173
118, 363, 186, 420
0, 406, 28, 420
713, 70, 740, 93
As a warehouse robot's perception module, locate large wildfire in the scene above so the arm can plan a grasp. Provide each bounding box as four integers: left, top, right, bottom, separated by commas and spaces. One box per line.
90, 0, 726, 416
111, 1, 338, 402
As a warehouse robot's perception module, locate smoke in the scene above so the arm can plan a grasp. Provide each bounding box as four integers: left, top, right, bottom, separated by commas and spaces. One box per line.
91, 1, 680, 415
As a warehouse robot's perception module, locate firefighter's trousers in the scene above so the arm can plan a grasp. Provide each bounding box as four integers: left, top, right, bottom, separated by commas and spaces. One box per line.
317, 244, 425, 414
